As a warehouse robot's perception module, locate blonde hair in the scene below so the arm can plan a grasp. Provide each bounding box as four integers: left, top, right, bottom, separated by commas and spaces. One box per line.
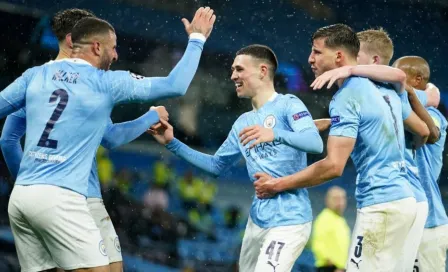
357, 28, 394, 65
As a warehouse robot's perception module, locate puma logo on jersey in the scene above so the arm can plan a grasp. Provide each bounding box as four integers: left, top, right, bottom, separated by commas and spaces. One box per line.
351, 258, 362, 269
267, 261, 279, 272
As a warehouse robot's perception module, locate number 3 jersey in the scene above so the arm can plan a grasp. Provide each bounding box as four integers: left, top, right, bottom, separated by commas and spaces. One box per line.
329, 77, 414, 209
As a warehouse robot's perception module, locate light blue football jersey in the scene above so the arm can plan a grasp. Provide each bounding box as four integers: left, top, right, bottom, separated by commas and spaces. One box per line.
0, 38, 204, 197
329, 77, 414, 209
399, 91, 428, 203
416, 107, 448, 228
167, 92, 322, 228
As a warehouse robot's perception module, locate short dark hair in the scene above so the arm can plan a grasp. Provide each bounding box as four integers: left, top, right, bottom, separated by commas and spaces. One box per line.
236, 44, 278, 79
51, 8, 95, 42
312, 24, 360, 59
71, 17, 115, 45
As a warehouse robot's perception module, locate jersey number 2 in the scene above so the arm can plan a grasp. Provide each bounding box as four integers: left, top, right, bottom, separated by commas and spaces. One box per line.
37, 89, 69, 149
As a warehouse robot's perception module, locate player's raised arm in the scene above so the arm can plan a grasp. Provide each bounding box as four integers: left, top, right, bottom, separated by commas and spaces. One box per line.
100, 106, 167, 149
106, 7, 216, 103
150, 120, 242, 177
0, 111, 26, 179
239, 95, 323, 154
311, 65, 406, 93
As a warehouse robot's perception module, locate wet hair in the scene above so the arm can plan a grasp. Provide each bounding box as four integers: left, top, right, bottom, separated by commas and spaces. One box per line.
236, 44, 278, 79
51, 8, 95, 42
312, 24, 360, 59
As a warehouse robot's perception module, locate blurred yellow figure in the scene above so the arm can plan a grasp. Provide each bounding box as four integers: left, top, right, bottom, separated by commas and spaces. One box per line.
96, 146, 114, 187
312, 186, 350, 272
153, 160, 174, 189
178, 170, 203, 209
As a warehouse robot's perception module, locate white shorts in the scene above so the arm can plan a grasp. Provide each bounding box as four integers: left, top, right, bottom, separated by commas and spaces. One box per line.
394, 201, 428, 272
416, 224, 448, 272
8, 185, 109, 272
346, 197, 417, 272
239, 216, 311, 272
87, 198, 122, 263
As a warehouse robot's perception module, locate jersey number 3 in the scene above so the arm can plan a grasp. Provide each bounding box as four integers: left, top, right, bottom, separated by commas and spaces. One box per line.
37, 89, 69, 149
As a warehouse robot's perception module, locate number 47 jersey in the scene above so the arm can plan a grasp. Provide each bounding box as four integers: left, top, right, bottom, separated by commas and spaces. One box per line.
1, 58, 183, 196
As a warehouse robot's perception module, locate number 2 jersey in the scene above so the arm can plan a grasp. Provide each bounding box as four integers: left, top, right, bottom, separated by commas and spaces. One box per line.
0, 37, 204, 196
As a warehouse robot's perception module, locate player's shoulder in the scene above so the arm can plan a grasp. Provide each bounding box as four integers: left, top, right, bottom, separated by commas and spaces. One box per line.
276, 93, 305, 107
340, 76, 373, 90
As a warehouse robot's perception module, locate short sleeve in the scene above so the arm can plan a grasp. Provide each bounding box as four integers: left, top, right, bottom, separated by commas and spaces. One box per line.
399, 92, 412, 120
329, 88, 361, 139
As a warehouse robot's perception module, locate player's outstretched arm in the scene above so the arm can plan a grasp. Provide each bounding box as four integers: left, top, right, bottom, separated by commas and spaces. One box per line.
0, 114, 26, 179
100, 106, 167, 149
406, 86, 440, 144
254, 136, 355, 198
150, 120, 242, 177
311, 65, 406, 93
108, 7, 216, 104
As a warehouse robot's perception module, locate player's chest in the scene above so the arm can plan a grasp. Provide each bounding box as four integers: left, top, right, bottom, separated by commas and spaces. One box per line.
240, 112, 288, 131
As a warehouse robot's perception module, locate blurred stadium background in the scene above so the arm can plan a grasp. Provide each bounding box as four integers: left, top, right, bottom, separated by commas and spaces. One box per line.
0, 0, 447, 271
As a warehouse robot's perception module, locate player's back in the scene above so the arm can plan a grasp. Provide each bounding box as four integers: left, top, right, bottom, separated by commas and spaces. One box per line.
376, 84, 426, 203
233, 93, 315, 228
16, 59, 113, 196
330, 77, 413, 208
416, 107, 448, 228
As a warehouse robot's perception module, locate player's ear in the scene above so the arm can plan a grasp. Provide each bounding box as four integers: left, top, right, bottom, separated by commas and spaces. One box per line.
373, 55, 380, 65
260, 64, 268, 79
415, 75, 423, 86
65, 33, 73, 49
93, 41, 101, 56
335, 51, 343, 64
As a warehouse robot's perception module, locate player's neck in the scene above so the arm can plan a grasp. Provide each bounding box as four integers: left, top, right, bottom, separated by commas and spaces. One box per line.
336, 61, 358, 87
251, 85, 276, 110
55, 45, 71, 60
70, 52, 98, 68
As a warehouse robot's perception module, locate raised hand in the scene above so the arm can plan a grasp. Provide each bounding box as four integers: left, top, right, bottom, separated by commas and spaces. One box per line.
182, 6, 216, 39
147, 119, 174, 145
239, 125, 274, 149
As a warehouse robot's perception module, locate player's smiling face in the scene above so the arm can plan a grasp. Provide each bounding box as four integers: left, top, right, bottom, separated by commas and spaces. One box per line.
231, 54, 262, 98
308, 38, 338, 77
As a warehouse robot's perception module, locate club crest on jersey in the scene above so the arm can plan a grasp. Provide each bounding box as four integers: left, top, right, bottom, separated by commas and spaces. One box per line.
130, 72, 144, 80
292, 111, 310, 121
331, 116, 340, 125
264, 115, 276, 128
99, 240, 107, 256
